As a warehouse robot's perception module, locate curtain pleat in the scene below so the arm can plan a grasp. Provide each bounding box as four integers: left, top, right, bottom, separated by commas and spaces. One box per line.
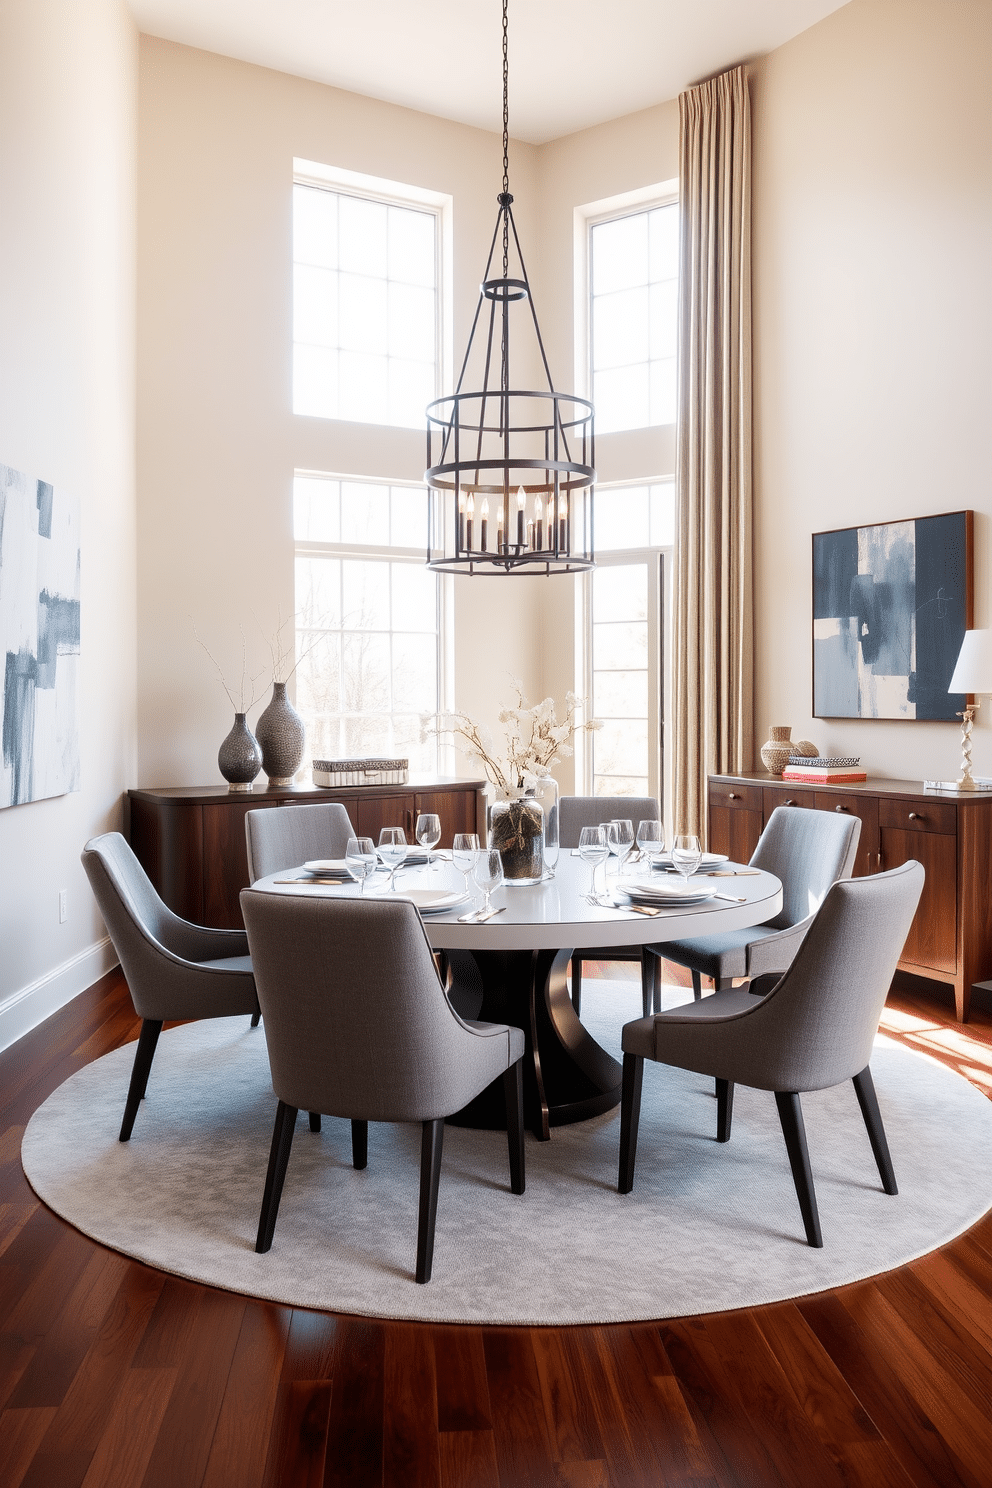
672, 65, 753, 837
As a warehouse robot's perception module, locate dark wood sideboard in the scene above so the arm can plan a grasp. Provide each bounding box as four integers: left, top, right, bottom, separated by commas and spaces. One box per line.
708, 772, 992, 1023
126, 779, 486, 931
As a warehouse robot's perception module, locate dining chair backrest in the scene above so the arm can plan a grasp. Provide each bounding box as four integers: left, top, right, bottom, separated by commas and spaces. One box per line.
559, 795, 661, 850
705, 860, 924, 1093
750, 805, 861, 930
245, 802, 356, 882
82, 831, 213, 964
240, 889, 519, 1123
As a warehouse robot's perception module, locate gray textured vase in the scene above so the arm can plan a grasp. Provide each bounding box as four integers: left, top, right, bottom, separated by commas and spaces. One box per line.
218, 713, 262, 792
255, 682, 306, 787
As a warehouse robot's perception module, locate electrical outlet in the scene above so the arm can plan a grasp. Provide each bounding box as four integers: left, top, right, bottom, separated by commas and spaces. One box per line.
59, 889, 67, 924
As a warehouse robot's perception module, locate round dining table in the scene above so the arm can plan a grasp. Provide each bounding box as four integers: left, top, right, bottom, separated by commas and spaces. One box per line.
255, 851, 782, 1141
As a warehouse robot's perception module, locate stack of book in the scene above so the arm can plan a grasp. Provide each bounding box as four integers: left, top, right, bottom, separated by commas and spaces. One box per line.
780, 756, 867, 784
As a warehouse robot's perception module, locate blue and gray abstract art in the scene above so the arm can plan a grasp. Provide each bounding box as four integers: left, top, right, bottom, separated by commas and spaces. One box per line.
0, 462, 80, 807
813, 512, 968, 721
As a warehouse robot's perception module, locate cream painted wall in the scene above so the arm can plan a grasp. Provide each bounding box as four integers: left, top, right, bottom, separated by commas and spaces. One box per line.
0, 0, 137, 1048
751, 0, 992, 780
137, 38, 551, 788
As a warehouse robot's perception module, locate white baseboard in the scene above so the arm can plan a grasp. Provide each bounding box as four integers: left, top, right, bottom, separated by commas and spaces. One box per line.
0, 938, 119, 1056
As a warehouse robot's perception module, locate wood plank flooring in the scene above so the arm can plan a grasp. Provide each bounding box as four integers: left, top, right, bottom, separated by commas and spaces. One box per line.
2, 966, 991, 1487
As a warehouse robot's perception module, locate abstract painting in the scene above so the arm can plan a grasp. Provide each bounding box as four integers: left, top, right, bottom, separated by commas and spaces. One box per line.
0, 461, 80, 807
813, 511, 972, 721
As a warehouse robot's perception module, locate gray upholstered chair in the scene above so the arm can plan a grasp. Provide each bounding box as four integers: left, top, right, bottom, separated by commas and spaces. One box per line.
240, 888, 526, 1283
618, 860, 925, 1246
245, 801, 357, 882
646, 805, 861, 1004
81, 832, 260, 1141
559, 794, 662, 1017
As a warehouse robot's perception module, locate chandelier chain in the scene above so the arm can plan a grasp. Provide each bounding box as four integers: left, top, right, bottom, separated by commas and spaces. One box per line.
501, 0, 510, 278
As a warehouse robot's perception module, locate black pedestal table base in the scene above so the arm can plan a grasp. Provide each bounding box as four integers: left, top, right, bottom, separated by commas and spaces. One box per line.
444, 947, 622, 1140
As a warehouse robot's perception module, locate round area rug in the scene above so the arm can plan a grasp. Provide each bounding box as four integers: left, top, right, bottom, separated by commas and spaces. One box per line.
21, 979, 992, 1326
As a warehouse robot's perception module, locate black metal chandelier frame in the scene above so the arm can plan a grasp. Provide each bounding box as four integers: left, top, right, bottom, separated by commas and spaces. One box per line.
424, 1, 595, 576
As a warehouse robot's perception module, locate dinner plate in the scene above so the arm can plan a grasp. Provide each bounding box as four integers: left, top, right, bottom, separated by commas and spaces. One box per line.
622, 881, 718, 905
302, 859, 352, 877
650, 852, 729, 871
399, 889, 470, 914
376, 849, 433, 866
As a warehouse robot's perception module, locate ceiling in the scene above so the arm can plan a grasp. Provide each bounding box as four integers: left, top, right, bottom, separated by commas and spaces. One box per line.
127, 0, 851, 144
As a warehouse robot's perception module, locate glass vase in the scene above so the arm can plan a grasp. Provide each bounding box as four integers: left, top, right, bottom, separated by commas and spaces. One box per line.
532, 775, 559, 878
488, 788, 545, 886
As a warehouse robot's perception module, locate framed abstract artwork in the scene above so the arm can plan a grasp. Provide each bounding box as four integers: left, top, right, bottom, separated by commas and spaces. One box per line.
0, 461, 80, 808
812, 510, 972, 721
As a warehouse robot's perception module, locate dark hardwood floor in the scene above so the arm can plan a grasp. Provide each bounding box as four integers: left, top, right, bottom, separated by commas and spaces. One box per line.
2, 964, 992, 1487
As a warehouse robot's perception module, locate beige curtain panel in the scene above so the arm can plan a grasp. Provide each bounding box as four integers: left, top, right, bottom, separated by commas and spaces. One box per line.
672, 64, 754, 838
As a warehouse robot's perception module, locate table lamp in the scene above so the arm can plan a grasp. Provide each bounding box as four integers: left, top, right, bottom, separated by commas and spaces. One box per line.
947, 629, 992, 790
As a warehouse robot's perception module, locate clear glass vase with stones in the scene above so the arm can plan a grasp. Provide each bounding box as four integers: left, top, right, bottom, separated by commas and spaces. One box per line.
487, 789, 545, 886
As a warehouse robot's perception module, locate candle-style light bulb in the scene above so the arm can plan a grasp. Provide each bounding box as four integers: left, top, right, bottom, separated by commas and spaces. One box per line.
458, 488, 466, 552
480, 497, 489, 553
534, 493, 544, 551
465, 493, 475, 552
516, 486, 526, 547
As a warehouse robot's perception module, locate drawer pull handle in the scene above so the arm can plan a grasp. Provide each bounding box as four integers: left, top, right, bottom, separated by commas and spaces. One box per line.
728, 792, 738, 800
835, 805, 848, 813
785, 799, 796, 806
908, 812, 921, 821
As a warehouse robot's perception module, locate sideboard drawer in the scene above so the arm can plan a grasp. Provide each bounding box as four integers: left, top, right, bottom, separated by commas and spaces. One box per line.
711, 781, 762, 811
764, 786, 815, 813
879, 798, 958, 837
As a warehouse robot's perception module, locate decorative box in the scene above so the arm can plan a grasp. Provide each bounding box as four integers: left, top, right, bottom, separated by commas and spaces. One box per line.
312, 757, 409, 787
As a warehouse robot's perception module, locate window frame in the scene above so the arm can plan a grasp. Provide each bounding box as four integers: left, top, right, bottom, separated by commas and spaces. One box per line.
292, 159, 453, 428
293, 469, 453, 773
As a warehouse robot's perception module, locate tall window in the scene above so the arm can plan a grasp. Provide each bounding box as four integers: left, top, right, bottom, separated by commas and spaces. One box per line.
294, 475, 441, 771
590, 202, 678, 434
293, 183, 439, 429
585, 481, 673, 797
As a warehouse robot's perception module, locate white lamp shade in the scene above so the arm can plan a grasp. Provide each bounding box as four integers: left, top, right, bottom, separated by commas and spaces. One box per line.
948, 629, 992, 695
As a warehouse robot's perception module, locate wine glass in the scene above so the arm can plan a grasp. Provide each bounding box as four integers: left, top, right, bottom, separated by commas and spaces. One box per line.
607, 819, 635, 880
636, 819, 666, 871
472, 847, 504, 917
344, 836, 377, 894
577, 824, 610, 898
452, 832, 480, 896
415, 812, 441, 873
377, 826, 408, 892
671, 833, 703, 889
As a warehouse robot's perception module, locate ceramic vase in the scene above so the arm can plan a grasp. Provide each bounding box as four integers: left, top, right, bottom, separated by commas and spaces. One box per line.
255, 682, 305, 786
488, 787, 545, 885
760, 725, 793, 777
218, 713, 262, 792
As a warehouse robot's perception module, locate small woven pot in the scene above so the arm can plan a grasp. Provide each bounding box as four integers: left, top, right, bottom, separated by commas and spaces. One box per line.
760, 725, 793, 777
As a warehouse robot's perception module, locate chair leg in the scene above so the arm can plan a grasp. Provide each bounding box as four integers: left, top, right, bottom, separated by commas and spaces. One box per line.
774, 1091, 823, 1248
691, 970, 702, 1001
308, 1112, 321, 1133
716, 1079, 734, 1142
571, 957, 582, 1016
618, 1053, 645, 1194
640, 950, 660, 1018
351, 1119, 368, 1170
852, 1066, 898, 1195
503, 1061, 526, 1195
256, 1101, 298, 1254
119, 1018, 163, 1142
416, 1118, 445, 1284
250, 1011, 261, 1028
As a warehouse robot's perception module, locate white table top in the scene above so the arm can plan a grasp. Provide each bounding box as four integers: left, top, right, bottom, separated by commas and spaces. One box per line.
253, 851, 783, 954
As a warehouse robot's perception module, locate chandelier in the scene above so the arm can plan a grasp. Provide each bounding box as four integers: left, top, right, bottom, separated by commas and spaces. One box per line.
425, 0, 595, 576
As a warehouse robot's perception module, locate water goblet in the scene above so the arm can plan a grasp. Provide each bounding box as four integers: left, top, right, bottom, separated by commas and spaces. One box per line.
607, 818, 635, 880
415, 812, 441, 873
452, 832, 480, 897
377, 826, 408, 892
472, 847, 504, 917
577, 825, 609, 898
636, 819, 666, 870
344, 836, 377, 894
671, 833, 703, 889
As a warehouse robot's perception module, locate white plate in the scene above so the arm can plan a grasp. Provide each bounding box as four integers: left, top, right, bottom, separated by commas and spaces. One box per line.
376, 849, 432, 866
399, 889, 470, 914
623, 881, 718, 905
302, 859, 352, 877
651, 852, 729, 870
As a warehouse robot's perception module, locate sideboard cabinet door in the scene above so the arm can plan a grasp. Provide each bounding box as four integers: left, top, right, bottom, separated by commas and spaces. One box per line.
878, 799, 957, 975
707, 781, 762, 862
